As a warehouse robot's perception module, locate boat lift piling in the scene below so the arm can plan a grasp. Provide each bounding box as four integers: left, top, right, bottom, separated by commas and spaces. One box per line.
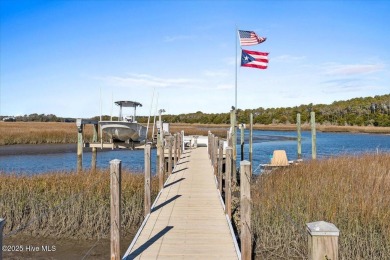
76, 119, 99, 173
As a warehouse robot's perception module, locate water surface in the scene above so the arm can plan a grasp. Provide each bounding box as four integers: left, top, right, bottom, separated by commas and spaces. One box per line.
1, 130, 389, 175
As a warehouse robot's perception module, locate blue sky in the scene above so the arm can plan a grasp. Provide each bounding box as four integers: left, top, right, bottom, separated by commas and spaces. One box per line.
1, 0, 389, 118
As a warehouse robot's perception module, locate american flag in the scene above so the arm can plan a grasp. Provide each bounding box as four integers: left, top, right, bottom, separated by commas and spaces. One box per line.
241, 49, 269, 69
238, 30, 266, 46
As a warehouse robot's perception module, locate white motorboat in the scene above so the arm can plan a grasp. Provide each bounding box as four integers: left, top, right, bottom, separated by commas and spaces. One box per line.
99, 101, 147, 142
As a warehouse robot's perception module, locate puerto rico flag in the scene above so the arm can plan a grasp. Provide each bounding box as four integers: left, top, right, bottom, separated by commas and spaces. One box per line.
241, 49, 269, 69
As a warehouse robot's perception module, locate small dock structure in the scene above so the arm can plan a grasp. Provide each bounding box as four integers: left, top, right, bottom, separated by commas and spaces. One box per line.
123, 145, 240, 259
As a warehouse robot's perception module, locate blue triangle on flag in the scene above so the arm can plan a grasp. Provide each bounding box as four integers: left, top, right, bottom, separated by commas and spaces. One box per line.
241, 50, 255, 65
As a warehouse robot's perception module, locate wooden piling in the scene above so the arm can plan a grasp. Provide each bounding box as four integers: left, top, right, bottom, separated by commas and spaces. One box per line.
159, 136, 165, 190
177, 132, 181, 158
156, 131, 161, 176
210, 134, 215, 165
144, 144, 151, 216
307, 221, 339, 260
208, 132, 211, 158
240, 123, 245, 161
213, 136, 219, 177
249, 113, 253, 166
173, 133, 178, 166
218, 140, 223, 194
225, 147, 232, 218
77, 124, 83, 173
297, 113, 302, 160
231, 110, 237, 184
240, 160, 252, 260
168, 136, 173, 176
110, 159, 121, 260
311, 111, 317, 160
91, 123, 98, 171
181, 130, 185, 152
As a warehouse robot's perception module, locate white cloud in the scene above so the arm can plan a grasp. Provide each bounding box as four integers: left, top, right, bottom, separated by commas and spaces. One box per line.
96, 73, 201, 88
323, 63, 385, 76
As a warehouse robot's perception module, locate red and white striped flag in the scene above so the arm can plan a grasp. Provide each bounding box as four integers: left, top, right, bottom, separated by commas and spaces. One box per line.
238, 30, 266, 46
241, 49, 269, 69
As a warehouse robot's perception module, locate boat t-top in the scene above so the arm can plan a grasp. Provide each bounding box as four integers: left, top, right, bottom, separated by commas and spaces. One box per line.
99, 101, 147, 144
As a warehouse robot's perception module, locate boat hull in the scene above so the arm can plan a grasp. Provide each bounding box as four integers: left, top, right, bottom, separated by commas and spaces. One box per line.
99, 121, 147, 142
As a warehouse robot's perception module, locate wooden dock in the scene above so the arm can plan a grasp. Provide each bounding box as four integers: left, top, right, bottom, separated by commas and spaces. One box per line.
123, 146, 240, 259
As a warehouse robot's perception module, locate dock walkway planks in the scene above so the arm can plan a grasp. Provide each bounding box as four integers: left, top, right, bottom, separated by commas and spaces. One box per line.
123, 147, 239, 259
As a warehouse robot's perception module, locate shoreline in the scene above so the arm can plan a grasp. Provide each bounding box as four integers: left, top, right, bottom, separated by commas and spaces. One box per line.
0, 143, 77, 156
169, 123, 390, 134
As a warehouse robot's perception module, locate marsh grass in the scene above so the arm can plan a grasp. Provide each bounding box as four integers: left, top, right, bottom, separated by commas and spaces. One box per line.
0, 122, 94, 145
0, 170, 159, 239
251, 154, 390, 259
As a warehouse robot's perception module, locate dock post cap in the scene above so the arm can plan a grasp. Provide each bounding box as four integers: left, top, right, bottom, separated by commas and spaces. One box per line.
110, 159, 122, 164
240, 160, 251, 166
306, 221, 339, 236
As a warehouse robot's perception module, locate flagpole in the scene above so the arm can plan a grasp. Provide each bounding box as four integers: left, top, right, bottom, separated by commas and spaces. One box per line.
233, 27, 238, 183
235, 28, 238, 110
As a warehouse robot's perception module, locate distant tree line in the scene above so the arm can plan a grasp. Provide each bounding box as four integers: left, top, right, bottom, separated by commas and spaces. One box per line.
0, 113, 75, 122
137, 94, 390, 127
2, 94, 389, 126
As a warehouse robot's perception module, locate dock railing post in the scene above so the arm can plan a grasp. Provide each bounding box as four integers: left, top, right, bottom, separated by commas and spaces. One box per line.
92, 123, 98, 172
210, 134, 214, 164
181, 130, 185, 152
218, 140, 223, 193
159, 136, 165, 190
297, 113, 302, 160
240, 160, 252, 260
156, 131, 161, 177
227, 130, 232, 147
110, 159, 121, 260
213, 137, 219, 177
225, 147, 232, 218
231, 110, 237, 185
168, 136, 173, 176
1, 218, 5, 260
144, 144, 151, 216
207, 132, 210, 158
240, 123, 245, 161
177, 132, 181, 159
306, 221, 339, 260
77, 121, 84, 173
249, 113, 253, 166
311, 112, 317, 160
173, 133, 177, 166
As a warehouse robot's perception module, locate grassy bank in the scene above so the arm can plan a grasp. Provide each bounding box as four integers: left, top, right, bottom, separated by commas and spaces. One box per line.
1, 121, 388, 145
0, 170, 159, 239
250, 154, 390, 259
